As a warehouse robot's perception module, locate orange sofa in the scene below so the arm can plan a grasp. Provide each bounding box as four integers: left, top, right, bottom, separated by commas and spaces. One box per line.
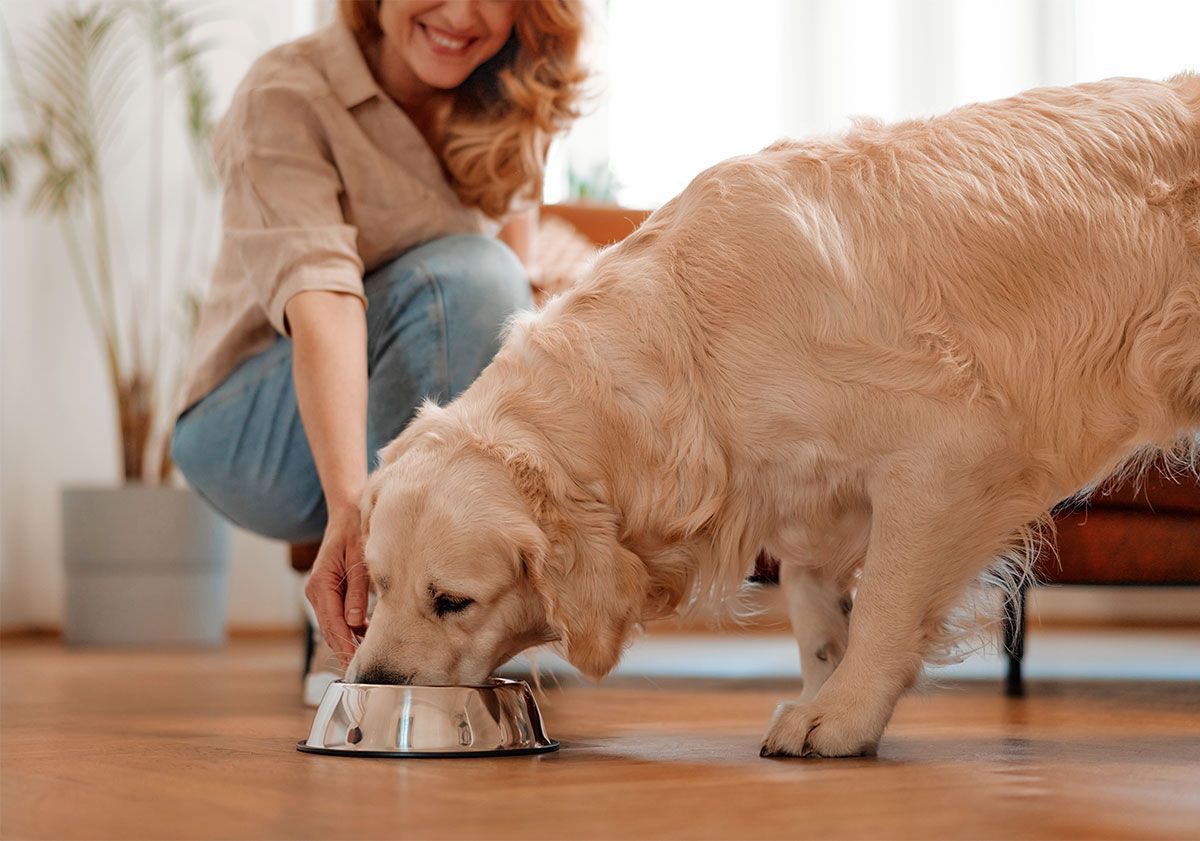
1000, 465, 1200, 694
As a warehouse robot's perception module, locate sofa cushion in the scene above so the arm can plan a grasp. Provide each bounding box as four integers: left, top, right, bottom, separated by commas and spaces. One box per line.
1082, 468, 1200, 517
1038, 509, 1200, 584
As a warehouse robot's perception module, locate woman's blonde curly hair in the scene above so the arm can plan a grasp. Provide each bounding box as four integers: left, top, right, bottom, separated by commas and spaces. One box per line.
340, 0, 587, 219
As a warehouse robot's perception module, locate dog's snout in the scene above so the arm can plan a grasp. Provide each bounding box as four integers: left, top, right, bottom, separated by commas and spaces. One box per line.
351, 663, 414, 686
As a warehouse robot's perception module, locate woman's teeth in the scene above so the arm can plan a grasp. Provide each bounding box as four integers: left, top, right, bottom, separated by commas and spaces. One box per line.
425, 27, 469, 51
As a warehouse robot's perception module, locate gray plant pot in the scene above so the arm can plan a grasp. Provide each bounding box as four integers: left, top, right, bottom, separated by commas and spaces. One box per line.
62, 485, 231, 646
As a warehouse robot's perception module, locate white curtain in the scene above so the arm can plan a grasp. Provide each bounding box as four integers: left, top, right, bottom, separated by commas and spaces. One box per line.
549, 0, 1200, 208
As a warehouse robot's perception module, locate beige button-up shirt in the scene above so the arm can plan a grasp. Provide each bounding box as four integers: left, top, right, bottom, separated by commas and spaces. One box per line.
180, 20, 498, 410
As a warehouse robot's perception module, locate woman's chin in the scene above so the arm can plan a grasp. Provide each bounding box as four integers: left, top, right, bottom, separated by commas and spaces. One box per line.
413, 64, 474, 92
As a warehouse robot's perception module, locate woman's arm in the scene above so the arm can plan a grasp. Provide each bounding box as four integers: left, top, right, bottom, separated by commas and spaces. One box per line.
211, 81, 370, 663
287, 289, 370, 665
498, 206, 538, 268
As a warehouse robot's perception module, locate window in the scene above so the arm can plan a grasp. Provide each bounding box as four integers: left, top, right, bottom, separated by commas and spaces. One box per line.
549, 0, 1200, 208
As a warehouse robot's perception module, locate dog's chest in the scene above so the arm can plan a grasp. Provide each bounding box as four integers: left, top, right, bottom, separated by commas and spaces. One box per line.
761, 480, 872, 572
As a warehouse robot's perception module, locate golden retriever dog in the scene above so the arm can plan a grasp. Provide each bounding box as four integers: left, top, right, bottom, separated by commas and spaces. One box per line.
347, 73, 1200, 758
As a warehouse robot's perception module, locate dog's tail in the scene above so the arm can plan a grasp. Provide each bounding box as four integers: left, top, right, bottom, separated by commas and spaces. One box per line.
1170, 70, 1200, 117
1153, 74, 1200, 423
1169, 71, 1200, 165
1159, 73, 1200, 249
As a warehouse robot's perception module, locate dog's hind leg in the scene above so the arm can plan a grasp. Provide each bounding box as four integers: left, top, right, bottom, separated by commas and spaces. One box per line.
779, 564, 851, 703
761, 435, 1044, 758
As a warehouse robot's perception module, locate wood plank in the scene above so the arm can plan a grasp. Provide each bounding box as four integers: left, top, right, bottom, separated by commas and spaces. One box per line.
2, 639, 1198, 840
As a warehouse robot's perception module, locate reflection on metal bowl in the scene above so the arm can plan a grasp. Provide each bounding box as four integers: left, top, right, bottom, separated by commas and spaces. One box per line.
298, 678, 558, 758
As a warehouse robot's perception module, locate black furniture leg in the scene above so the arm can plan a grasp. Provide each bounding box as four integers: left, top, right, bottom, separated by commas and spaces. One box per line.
1003, 583, 1027, 697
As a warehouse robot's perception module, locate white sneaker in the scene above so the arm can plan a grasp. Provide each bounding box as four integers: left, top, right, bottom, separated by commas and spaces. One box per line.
304, 666, 339, 707
303, 622, 341, 707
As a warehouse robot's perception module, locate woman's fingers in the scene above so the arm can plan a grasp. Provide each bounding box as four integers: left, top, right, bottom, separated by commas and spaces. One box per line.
303, 515, 367, 670
343, 546, 369, 632
304, 568, 356, 667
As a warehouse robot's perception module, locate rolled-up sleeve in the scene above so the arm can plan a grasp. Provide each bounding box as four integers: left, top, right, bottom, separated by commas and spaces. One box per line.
215, 85, 365, 335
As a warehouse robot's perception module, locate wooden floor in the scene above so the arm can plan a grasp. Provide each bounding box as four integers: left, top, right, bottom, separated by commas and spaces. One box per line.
2, 638, 1198, 841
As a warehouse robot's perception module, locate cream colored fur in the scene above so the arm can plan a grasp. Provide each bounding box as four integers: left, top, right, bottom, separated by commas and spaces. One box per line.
349, 74, 1200, 758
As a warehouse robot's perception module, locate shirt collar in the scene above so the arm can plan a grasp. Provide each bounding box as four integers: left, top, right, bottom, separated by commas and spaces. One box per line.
320, 19, 381, 109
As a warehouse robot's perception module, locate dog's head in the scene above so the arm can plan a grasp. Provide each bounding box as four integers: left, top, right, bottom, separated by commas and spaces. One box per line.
346, 402, 646, 686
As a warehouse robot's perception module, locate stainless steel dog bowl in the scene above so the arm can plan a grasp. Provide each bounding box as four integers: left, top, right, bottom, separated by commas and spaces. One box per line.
298, 678, 558, 757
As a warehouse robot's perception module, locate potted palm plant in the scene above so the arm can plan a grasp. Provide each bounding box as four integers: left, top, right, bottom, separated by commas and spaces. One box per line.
1, 1, 231, 645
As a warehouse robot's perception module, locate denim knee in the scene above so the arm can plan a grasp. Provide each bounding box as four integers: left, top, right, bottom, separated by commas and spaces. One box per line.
428, 236, 531, 390
368, 234, 532, 392
170, 413, 241, 531
431, 233, 532, 308
437, 234, 530, 313
171, 409, 327, 543
374, 235, 529, 315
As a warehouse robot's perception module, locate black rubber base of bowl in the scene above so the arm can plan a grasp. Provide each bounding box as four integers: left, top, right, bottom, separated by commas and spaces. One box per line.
296, 740, 559, 758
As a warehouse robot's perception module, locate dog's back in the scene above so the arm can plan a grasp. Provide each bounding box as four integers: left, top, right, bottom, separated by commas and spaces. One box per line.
579, 74, 1200, 494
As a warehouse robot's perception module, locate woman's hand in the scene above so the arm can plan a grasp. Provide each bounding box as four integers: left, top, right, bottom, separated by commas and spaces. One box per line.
305, 502, 370, 667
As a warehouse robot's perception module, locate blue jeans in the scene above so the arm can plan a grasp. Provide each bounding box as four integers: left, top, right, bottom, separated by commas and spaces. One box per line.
172, 234, 532, 543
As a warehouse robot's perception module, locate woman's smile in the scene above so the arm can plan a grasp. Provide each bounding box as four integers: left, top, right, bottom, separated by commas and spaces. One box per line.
417, 21, 476, 57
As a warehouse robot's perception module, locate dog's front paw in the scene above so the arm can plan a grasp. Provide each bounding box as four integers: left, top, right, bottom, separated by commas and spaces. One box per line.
759, 700, 880, 758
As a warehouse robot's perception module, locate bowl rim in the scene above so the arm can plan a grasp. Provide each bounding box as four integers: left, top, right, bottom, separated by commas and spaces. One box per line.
295, 740, 560, 758
329, 676, 528, 691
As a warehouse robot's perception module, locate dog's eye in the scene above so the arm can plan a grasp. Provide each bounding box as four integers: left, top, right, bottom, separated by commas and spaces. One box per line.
433, 593, 474, 617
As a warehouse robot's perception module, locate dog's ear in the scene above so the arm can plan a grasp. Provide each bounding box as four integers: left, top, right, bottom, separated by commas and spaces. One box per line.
503, 449, 560, 524
359, 479, 382, 545
500, 447, 646, 680
530, 524, 645, 680
375, 400, 451, 467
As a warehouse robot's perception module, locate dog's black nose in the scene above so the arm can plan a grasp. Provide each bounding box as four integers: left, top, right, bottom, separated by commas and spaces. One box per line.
352, 664, 414, 686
